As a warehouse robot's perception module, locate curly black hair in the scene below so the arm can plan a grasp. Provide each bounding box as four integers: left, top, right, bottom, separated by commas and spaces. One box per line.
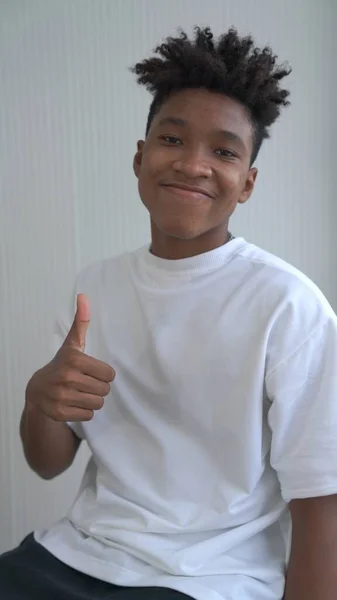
131, 26, 292, 165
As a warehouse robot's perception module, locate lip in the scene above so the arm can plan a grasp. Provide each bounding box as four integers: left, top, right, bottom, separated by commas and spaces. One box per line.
161, 183, 214, 199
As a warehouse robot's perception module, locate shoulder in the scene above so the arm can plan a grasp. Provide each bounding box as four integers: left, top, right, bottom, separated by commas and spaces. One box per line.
235, 241, 334, 319
236, 242, 325, 293
234, 241, 337, 370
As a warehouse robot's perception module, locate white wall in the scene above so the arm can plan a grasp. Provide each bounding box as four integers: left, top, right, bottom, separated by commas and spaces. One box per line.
1, 0, 336, 552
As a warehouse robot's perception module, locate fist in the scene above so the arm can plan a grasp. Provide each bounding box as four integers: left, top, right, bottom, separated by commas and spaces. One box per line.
26, 294, 115, 422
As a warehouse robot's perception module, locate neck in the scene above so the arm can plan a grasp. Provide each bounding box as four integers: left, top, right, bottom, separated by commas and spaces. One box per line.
150, 223, 230, 260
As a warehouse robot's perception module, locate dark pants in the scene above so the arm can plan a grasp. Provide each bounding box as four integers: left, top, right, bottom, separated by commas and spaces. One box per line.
0, 534, 192, 600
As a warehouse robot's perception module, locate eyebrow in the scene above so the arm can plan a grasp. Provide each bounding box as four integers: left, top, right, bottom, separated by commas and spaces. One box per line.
157, 117, 247, 152
158, 117, 187, 129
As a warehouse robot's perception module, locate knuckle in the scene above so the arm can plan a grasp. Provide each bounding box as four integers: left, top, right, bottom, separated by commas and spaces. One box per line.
53, 403, 67, 420
62, 369, 74, 385
69, 351, 82, 371
57, 364, 71, 382
55, 386, 68, 404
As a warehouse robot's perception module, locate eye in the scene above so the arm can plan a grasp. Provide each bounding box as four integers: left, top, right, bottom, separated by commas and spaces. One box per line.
215, 149, 238, 159
159, 135, 182, 145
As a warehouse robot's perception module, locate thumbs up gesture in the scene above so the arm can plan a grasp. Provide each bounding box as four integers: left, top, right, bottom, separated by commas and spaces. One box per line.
28, 294, 115, 422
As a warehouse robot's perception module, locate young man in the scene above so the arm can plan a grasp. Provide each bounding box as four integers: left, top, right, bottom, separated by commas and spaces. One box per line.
2, 26, 337, 600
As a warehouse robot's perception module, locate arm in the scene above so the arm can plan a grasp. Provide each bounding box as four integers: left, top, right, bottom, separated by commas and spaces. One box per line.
284, 495, 337, 600
20, 378, 81, 480
21, 293, 114, 480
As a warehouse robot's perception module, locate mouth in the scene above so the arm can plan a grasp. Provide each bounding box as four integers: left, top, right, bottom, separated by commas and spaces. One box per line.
161, 183, 214, 201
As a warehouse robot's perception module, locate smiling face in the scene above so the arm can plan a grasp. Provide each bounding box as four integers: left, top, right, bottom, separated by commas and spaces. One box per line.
133, 88, 258, 259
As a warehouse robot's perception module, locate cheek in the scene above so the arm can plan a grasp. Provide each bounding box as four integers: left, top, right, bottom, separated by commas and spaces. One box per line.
137, 173, 148, 206
137, 156, 158, 206
138, 151, 169, 192
145, 144, 177, 175
219, 166, 243, 192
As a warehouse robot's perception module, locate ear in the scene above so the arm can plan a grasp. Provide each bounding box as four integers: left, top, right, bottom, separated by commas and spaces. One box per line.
238, 168, 258, 205
133, 140, 145, 178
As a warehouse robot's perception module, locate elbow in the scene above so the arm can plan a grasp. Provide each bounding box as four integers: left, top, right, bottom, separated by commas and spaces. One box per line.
31, 462, 71, 481
22, 446, 74, 480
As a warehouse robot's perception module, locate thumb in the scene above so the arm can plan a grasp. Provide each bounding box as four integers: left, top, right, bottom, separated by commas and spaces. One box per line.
65, 293, 91, 352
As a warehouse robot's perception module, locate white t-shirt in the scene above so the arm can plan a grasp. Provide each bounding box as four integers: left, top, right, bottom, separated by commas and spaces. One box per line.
35, 237, 337, 600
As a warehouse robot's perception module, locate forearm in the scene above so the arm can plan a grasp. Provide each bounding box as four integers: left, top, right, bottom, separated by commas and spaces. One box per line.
284, 551, 337, 599
21, 380, 81, 480
284, 497, 337, 599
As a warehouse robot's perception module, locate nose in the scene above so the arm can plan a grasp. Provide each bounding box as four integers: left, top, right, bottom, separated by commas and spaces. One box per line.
172, 149, 212, 179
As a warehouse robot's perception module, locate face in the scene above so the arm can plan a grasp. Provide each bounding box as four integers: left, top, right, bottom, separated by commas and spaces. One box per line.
133, 88, 258, 258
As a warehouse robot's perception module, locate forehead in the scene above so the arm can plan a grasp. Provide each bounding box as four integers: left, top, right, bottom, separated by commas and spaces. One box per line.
152, 88, 254, 143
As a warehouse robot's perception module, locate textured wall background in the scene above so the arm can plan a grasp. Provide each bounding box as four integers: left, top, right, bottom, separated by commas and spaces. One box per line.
1, 0, 336, 552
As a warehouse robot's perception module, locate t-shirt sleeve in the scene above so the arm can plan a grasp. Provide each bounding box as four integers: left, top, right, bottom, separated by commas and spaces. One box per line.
52, 289, 85, 441
266, 316, 337, 502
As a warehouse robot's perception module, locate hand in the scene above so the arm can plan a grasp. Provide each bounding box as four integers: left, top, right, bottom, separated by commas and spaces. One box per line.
26, 294, 115, 422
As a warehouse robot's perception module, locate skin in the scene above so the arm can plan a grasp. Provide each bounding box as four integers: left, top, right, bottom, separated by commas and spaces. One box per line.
285, 497, 337, 600
133, 88, 258, 260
